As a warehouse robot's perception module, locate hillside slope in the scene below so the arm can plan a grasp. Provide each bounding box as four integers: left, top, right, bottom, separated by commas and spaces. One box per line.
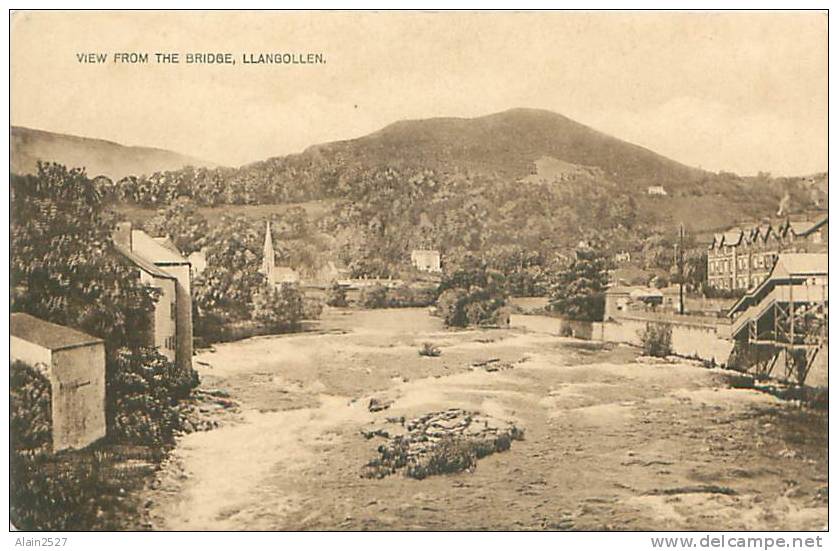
303, 108, 707, 188
11, 126, 213, 180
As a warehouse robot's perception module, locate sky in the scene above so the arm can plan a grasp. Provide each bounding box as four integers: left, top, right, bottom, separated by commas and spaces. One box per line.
10, 10, 827, 176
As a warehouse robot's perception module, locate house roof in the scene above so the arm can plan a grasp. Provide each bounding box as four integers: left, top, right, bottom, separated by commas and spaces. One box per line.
788, 216, 828, 236
153, 236, 181, 254
115, 243, 175, 280
630, 288, 663, 298
605, 285, 637, 295
132, 230, 189, 265
11, 312, 103, 351
269, 266, 299, 283
728, 253, 827, 316
773, 253, 828, 276
722, 230, 743, 246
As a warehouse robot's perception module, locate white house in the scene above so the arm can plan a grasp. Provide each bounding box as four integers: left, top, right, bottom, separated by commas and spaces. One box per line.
411, 249, 441, 273
113, 222, 193, 373
187, 249, 208, 278
11, 313, 106, 451
647, 186, 668, 196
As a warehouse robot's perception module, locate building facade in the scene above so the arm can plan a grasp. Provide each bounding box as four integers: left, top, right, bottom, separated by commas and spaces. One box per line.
707, 215, 828, 291
11, 313, 107, 451
113, 222, 193, 372
411, 249, 442, 273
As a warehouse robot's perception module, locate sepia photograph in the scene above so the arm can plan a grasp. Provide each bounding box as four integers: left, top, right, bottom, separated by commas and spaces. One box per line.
6, 8, 829, 537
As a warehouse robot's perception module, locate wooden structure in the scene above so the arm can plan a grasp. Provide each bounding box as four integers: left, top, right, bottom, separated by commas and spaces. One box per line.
727, 254, 827, 385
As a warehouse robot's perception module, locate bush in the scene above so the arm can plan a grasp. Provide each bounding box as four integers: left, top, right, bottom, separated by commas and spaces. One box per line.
10, 361, 112, 530
10, 361, 52, 457
386, 285, 436, 308
326, 282, 349, 307
108, 347, 197, 446
250, 283, 308, 332
436, 258, 508, 327
11, 453, 100, 530
639, 322, 673, 357
303, 296, 324, 320
435, 287, 506, 328
359, 284, 388, 309
418, 342, 441, 357
406, 437, 477, 479
357, 284, 437, 309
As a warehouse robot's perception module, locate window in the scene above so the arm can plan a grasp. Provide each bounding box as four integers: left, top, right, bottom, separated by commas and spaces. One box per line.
170, 302, 176, 320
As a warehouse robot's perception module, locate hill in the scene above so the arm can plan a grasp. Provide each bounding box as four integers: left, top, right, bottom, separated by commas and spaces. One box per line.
303, 108, 707, 188
11, 126, 214, 181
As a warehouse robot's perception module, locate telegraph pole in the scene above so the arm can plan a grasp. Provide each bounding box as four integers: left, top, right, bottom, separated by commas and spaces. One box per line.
678, 224, 685, 314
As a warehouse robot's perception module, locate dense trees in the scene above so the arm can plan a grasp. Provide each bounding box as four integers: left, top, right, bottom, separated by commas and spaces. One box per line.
193, 215, 266, 322
142, 198, 209, 254
10, 163, 199, 446
107, 156, 647, 286
250, 284, 308, 332
11, 163, 158, 352
436, 253, 508, 327
548, 242, 612, 321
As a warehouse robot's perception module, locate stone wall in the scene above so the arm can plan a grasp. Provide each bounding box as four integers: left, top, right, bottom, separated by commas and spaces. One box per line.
598, 316, 734, 365
511, 313, 734, 365
511, 311, 826, 387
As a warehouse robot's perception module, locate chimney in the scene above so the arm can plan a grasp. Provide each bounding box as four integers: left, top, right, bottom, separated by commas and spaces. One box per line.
113, 221, 133, 250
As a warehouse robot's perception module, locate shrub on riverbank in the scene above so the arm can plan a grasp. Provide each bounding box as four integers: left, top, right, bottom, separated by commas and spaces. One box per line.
108, 347, 198, 446
639, 322, 673, 357
359, 284, 436, 309
326, 282, 349, 307
10, 360, 157, 530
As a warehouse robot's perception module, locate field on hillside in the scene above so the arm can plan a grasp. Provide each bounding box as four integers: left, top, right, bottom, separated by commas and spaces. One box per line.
635, 195, 776, 234
136, 308, 827, 531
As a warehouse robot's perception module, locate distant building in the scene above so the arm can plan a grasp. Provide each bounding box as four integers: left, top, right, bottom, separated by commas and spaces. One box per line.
707, 215, 828, 291
411, 249, 441, 273
647, 186, 668, 196
604, 286, 662, 319
187, 249, 208, 278
261, 222, 300, 286
113, 222, 193, 373
11, 313, 106, 451
604, 286, 634, 320
273, 266, 300, 284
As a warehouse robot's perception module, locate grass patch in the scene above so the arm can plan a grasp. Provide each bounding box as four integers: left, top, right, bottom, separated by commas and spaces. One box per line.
362, 409, 524, 480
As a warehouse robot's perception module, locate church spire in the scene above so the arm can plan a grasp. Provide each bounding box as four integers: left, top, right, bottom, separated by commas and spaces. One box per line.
261, 221, 275, 283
